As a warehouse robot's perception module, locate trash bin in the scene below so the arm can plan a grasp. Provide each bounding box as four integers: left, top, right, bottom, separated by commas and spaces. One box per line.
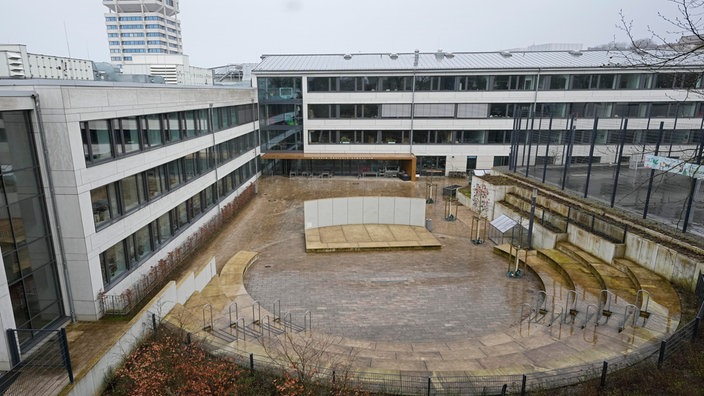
425, 218, 433, 231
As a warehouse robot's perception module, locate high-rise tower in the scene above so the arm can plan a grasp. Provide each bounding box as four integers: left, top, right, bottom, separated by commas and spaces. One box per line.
103, 0, 183, 65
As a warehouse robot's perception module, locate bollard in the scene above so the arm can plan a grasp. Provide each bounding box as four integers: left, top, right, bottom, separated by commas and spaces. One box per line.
600, 361, 608, 388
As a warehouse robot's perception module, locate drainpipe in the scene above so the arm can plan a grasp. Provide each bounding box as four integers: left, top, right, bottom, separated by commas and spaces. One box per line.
32, 94, 76, 323
410, 50, 419, 154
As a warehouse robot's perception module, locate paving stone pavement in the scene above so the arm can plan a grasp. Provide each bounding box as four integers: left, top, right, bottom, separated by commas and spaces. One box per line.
242, 176, 542, 343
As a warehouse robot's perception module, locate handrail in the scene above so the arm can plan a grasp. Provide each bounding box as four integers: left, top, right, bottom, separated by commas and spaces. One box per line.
202, 304, 213, 331
304, 311, 312, 332
564, 290, 578, 324
229, 302, 238, 328
581, 304, 599, 329
619, 304, 639, 333
252, 301, 261, 325
273, 299, 281, 322
598, 290, 615, 325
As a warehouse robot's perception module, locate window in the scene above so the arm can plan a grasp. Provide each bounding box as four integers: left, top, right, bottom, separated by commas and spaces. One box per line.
114, 117, 141, 155
81, 120, 113, 163
145, 167, 163, 199
165, 112, 181, 142
120, 174, 145, 213
100, 242, 127, 285
91, 184, 118, 228
493, 156, 509, 166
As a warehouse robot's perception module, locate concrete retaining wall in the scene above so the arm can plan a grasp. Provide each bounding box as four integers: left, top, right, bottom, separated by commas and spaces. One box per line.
65, 257, 217, 396
304, 197, 426, 229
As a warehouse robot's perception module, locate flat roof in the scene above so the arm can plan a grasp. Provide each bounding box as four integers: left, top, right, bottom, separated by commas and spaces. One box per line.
254, 50, 704, 73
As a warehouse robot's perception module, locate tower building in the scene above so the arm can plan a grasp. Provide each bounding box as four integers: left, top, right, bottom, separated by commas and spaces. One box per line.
103, 0, 183, 66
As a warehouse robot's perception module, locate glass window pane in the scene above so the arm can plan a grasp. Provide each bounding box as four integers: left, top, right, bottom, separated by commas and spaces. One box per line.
101, 241, 127, 285
118, 117, 140, 154
144, 114, 163, 148
167, 161, 182, 189
86, 120, 113, 162
134, 225, 151, 261
157, 212, 171, 244
120, 175, 140, 213
184, 111, 197, 138
146, 168, 163, 199
166, 112, 181, 142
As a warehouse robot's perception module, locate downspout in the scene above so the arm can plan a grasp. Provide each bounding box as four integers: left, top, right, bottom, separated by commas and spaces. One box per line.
32, 94, 76, 323
410, 50, 419, 154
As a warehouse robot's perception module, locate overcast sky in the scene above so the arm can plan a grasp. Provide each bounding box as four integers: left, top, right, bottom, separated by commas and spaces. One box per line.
0, 0, 688, 66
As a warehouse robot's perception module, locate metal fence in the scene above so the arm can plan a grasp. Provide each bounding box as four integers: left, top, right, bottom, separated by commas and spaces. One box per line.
163, 295, 704, 395
0, 328, 73, 396
509, 115, 704, 237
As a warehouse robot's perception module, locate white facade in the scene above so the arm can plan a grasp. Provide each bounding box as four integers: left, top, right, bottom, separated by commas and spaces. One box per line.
253, 50, 704, 177
0, 80, 259, 368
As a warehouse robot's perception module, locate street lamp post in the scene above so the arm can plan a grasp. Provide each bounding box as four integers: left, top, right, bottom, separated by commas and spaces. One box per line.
527, 188, 537, 249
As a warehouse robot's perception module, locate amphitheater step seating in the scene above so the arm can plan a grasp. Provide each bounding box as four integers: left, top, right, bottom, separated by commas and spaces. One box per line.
612, 257, 681, 319
537, 249, 604, 305
165, 248, 682, 382
555, 242, 638, 305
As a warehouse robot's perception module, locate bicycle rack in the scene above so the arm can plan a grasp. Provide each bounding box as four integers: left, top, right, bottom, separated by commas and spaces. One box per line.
548, 306, 563, 327
533, 291, 550, 322
252, 301, 261, 325
618, 304, 639, 333
236, 317, 246, 341
228, 302, 238, 328
635, 289, 652, 324
202, 304, 213, 331
283, 312, 292, 333
273, 300, 281, 322
597, 290, 615, 325
581, 304, 599, 329
304, 311, 312, 332
563, 290, 578, 324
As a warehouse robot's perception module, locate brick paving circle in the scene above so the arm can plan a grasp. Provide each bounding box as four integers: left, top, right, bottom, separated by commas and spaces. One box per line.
242, 177, 541, 343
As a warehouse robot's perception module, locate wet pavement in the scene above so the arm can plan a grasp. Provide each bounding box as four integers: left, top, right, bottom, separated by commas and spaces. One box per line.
241, 176, 541, 343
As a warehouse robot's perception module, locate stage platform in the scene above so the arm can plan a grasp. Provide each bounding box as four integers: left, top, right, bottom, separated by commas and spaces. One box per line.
305, 224, 442, 252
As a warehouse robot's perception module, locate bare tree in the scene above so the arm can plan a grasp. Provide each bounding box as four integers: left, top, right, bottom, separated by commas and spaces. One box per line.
618, 0, 704, 68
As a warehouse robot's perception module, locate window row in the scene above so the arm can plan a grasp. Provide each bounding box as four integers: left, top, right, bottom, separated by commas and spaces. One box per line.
308, 130, 515, 145
81, 104, 257, 166
99, 158, 258, 287
306, 72, 704, 92
308, 128, 703, 146
91, 131, 258, 229
307, 102, 704, 120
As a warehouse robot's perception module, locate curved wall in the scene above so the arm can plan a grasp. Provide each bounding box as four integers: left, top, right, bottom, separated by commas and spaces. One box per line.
304, 197, 426, 229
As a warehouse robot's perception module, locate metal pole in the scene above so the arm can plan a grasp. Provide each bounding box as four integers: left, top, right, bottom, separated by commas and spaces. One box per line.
611, 118, 628, 207
681, 119, 704, 233
657, 340, 667, 368
600, 361, 608, 388
527, 188, 537, 249
561, 119, 575, 190
584, 117, 599, 198
542, 116, 553, 183
60, 328, 75, 384
643, 122, 665, 219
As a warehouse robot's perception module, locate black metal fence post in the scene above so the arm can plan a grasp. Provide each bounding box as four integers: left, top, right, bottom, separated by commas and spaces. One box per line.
600, 361, 608, 388
152, 313, 157, 336
249, 353, 254, 371
694, 317, 701, 341
521, 374, 527, 395
6, 330, 19, 367
427, 377, 431, 396
657, 340, 667, 368
643, 122, 665, 220
584, 117, 599, 198
59, 328, 74, 384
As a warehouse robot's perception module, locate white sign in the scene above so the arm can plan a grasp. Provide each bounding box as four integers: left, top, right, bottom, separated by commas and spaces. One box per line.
643, 155, 704, 179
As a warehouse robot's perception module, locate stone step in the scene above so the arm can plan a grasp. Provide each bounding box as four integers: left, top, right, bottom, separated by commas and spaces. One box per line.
556, 242, 638, 306
612, 258, 682, 321
538, 249, 603, 305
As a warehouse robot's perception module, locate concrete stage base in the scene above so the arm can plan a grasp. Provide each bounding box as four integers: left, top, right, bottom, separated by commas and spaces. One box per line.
305, 224, 442, 252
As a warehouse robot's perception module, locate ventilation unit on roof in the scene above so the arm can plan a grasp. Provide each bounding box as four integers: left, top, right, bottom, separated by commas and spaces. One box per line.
569, 50, 583, 56
389, 53, 399, 60
445, 52, 455, 59
500, 51, 512, 58
343, 53, 352, 60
